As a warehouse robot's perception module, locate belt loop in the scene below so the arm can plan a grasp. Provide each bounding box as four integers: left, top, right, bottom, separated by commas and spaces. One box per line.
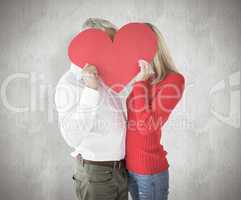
113, 161, 118, 171
81, 158, 84, 167
118, 161, 121, 169
78, 154, 84, 167
113, 161, 121, 169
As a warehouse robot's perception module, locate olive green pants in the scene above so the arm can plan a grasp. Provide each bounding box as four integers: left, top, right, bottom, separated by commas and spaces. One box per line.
72, 158, 128, 200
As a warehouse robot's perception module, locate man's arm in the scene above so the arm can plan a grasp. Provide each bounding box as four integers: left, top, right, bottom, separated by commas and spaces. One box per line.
55, 69, 100, 149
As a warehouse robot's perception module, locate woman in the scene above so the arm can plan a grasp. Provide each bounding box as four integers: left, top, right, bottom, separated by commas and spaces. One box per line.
125, 23, 185, 200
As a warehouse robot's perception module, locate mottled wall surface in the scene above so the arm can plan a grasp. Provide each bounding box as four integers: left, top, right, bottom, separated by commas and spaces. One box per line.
0, 0, 240, 200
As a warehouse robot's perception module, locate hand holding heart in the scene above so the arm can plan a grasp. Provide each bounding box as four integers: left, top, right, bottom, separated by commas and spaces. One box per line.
82, 64, 99, 90
134, 59, 154, 83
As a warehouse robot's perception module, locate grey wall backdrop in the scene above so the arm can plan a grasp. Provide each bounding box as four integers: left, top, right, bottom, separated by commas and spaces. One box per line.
0, 0, 240, 200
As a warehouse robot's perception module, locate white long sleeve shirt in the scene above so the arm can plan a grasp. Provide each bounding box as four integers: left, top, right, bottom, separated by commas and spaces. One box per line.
55, 63, 132, 161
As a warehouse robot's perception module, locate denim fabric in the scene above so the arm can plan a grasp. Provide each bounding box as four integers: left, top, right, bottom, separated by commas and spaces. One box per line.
128, 169, 169, 200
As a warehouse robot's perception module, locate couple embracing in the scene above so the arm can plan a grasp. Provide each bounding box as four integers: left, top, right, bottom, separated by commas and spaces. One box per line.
55, 18, 185, 200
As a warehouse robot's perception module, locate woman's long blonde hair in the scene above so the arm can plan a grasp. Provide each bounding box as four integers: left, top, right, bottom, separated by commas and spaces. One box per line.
145, 23, 178, 84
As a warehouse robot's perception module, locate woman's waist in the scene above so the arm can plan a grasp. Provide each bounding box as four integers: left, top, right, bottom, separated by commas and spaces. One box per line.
126, 144, 166, 155
126, 139, 165, 155
126, 131, 161, 146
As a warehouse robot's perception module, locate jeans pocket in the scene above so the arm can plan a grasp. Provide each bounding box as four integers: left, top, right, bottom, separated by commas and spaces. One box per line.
72, 173, 86, 200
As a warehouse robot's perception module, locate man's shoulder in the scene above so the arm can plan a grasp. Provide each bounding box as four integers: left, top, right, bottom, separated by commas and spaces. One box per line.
56, 70, 85, 89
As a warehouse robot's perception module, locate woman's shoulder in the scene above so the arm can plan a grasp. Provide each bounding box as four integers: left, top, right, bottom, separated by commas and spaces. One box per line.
165, 71, 185, 82
154, 71, 185, 87
152, 71, 185, 96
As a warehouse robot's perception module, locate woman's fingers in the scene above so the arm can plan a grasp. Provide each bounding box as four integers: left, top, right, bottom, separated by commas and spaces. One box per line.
138, 60, 148, 72
138, 59, 153, 76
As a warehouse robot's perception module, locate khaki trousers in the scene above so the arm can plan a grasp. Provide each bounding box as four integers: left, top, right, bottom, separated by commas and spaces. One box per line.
72, 158, 128, 200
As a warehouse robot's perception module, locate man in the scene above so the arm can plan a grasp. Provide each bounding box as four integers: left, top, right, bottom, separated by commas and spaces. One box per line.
55, 18, 129, 200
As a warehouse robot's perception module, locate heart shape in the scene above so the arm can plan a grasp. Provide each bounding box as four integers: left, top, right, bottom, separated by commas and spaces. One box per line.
68, 22, 158, 92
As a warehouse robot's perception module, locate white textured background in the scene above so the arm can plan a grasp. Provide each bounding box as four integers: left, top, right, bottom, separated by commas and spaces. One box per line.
0, 0, 240, 200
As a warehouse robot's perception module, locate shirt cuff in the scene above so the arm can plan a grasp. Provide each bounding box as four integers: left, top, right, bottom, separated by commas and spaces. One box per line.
70, 150, 80, 158
79, 86, 100, 107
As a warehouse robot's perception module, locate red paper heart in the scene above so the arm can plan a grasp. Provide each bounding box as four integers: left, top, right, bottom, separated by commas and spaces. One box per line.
68, 22, 158, 92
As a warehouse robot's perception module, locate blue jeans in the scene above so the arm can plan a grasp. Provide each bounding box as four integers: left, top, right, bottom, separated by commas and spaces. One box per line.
128, 169, 169, 200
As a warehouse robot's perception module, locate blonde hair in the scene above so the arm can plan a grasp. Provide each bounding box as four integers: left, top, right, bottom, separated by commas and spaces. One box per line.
145, 23, 178, 84
82, 18, 117, 32
81, 18, 117, 70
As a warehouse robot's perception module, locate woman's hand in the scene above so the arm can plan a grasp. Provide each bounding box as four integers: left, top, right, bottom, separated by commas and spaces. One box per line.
82, 64, 99, 90
133, 59, 154, 83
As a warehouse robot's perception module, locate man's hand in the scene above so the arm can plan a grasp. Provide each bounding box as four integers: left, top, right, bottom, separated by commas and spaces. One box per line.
82, 64, 99, 90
